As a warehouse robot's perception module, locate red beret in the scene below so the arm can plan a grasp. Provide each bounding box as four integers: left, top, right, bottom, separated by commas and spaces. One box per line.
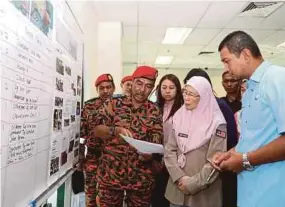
121, 75, 133, 84
95, 74, 113, 87
132, 66, 158, 80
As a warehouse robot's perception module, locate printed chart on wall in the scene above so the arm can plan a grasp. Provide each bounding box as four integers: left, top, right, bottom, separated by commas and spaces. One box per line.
0, 1, 83, 207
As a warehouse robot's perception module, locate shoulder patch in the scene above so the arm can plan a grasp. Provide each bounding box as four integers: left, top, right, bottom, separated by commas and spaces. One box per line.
216, 129, 227, 139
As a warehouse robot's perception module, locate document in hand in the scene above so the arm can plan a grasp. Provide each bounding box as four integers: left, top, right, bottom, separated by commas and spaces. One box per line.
120, 134, 164, 154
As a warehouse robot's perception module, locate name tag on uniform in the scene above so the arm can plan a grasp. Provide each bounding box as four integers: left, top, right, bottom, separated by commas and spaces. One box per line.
178, 133, 188, 138
216, 129, 226, 139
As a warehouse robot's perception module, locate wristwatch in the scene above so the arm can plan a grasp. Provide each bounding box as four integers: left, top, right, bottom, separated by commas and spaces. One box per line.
242, 153, 254, 171
109, 126, 116, 137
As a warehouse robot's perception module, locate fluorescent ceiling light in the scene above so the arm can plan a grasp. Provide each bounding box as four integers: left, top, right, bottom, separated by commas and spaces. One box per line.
155, 56, 173, 65
162, 27, 193, 45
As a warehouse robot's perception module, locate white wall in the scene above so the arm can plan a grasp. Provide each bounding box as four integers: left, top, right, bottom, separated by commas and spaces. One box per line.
67, 1, 99, 101
96, 22, 123, 94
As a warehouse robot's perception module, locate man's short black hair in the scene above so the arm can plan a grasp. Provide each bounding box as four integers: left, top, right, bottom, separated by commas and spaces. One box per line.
222, 71, 230, 79
218, 31, 262, 58
184, 68, 212, 86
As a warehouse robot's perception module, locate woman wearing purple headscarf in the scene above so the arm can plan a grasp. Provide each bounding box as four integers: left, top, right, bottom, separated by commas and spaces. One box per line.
164, 77, 227, 207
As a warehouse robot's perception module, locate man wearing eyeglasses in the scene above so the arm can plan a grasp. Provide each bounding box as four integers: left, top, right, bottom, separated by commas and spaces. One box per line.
89, 66, 163, 207
221, 71, 242, 114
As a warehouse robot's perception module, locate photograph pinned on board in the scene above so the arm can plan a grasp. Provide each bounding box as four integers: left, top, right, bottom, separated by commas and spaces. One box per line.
77, 87, 81, 96
64, 119, 70, 127
10, 0, 31, 17
56, 77, 63, 92
30, 0, 54, 38
74, 140, 79, 148
76, 101, 80, 115
56, 57, 64, 75
55, 97, 63, 107
60, 151, 67, 166
53, 109, 62, 131
59, 109, 62, 119
77, 75, 82, 96
68, 140, 75, 153
49, 157, 59, 176
65, 66, 71, 76
70, 115, 75, 123
77, 75, 82, 87
71, 83, 76, 96
74, 148, 79, 158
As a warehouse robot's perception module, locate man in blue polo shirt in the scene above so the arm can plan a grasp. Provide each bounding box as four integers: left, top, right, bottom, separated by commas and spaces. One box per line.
212, 31, 285, 207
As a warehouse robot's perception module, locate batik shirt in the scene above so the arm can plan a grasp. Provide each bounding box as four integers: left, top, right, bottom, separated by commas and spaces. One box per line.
79, 97, 104, 170
80, 97, 105, 207
80, 97, 104, 149
90, 96, 163, 191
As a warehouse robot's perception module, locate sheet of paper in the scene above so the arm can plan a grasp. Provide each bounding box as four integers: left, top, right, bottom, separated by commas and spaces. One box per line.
120, 134, 164, 154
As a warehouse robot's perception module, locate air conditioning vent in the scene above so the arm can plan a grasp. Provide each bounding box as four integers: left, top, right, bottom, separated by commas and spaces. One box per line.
198, 51, 215, 56
240, 2, 283, 17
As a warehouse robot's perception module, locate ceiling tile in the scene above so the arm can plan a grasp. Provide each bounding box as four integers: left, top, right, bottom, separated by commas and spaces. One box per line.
137, 43, 159, 56
243, 30, 276, 42
172, 57, 197, 65
259, 3, 285, 30
185, 28, 221, 45
138, 2, 210, 27
123, 26, 138, 43
157, 45, 205, 57
259, 45, 285, 59
261, 31, 285, 46
204, 29, 236, 51
138, 26, 166, 43
197, 1, 249, 28
225, 16, 264, 29
269, 56, 285, 66
171, 55, 220, 68
137, 56, 156, 65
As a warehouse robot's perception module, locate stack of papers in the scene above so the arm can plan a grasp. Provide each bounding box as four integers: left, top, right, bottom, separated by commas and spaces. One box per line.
120, 134, 164, 154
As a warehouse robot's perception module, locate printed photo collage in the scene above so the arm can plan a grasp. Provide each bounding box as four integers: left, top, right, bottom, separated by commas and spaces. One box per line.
54, 56, 82, 132
50, 54, 82, 177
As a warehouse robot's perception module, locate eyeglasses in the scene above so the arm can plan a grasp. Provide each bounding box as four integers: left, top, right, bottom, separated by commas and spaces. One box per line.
182, 89, 200, 98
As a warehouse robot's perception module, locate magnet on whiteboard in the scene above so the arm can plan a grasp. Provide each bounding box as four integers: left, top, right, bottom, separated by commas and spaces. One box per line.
80, 138, 85, 144
27, 200, 36, 207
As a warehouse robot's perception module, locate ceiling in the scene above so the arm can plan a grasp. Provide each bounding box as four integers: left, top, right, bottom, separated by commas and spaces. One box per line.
91, 1, 285, 73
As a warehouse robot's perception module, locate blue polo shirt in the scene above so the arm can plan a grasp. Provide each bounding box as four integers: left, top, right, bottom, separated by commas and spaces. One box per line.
236, 61, 285, 207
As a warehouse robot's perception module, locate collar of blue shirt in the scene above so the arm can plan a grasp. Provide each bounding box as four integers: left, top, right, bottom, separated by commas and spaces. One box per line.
250, 61, 271, 83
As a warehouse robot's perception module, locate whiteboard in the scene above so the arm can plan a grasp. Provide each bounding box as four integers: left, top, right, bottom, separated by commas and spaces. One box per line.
0, 1, 83, 206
